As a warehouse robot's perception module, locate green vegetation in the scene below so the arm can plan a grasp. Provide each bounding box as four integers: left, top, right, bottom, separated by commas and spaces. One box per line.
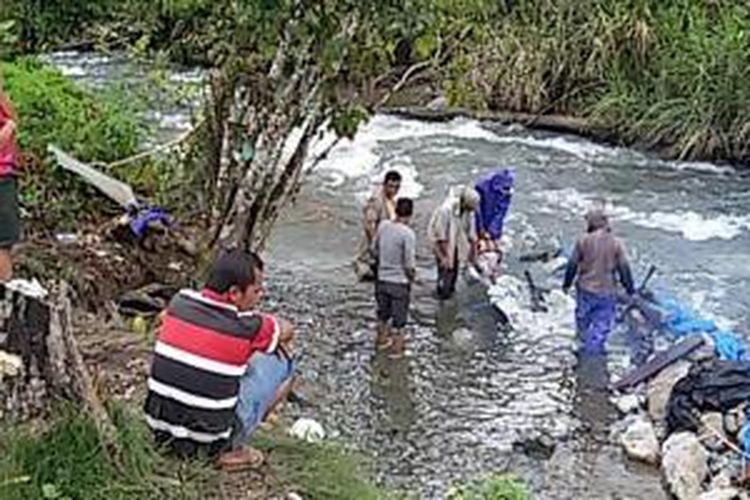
1, 57, 142, 226
447, 474, 531, 500
5, 0, 749, 163
0, 410, 392, 500
0, 406, 214, 500
251, 430, 392, 500
440, 0, 750, 162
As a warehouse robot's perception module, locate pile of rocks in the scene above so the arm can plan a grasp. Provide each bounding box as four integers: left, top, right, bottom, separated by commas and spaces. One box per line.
611, 338, 749, 500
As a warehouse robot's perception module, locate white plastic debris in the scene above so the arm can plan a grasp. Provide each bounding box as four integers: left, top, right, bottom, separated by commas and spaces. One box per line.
289, 418, 325, 443
0, 351, 23, 377
5, 278, 48, 299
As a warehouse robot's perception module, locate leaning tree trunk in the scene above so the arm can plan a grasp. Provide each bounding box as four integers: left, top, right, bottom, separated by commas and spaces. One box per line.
204, 10, 360, 254
0, 282, 119, 453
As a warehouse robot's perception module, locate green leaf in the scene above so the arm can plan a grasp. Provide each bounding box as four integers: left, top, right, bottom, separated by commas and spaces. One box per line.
240, 141, 254, 162
42, 483, 62, 499
414, 32, 438, 60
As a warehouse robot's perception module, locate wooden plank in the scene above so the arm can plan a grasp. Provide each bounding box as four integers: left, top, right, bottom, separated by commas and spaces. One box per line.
612, 335, 704, 391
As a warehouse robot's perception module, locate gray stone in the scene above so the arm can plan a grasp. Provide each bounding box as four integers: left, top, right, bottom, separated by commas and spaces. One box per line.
700, 412, 728, 452
697, 488, 743, 500
620, 416, 660, 465
426, 95, 448, 110
724, 404, 747, 436
709, 469, 733, 490
689, 334, 716, 362
648, 360, 692, 422
614, 394, 642, 415
662, 432, 708, 500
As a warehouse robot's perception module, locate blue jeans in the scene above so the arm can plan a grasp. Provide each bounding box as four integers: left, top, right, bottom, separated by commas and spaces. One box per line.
576, 288, 616, 356
234, 352, 295, 445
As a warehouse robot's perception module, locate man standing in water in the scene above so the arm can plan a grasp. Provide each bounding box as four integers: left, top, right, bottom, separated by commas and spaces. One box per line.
427, 186, 481, 300
563, 208, 635, 355
355, 170, 401, 281
373, 198, 416, 357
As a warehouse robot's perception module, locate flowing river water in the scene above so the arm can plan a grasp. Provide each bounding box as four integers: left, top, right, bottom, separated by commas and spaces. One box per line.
48, 53, 750, 499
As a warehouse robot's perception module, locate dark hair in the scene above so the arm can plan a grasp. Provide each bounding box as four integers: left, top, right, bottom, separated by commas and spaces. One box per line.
395, 198, 413, 218
384, 170, 402, 184
205, 249, 264, 293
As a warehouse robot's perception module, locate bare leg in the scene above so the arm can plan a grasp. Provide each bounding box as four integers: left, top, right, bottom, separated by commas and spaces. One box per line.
262, 377, 295, 423
388, 328, 405, 359
0, 249, 11, 283
376, 321, 392, 350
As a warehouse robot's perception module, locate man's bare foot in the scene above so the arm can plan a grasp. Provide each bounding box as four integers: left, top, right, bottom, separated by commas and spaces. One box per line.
216, 446, 265, 472
388, 334, 405, 359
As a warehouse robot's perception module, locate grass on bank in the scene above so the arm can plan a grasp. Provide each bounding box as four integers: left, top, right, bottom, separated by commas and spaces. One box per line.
0, 406, 215, 500
252, 430, 392, 500
446, 474, 531, 500
0, 406, 394, 500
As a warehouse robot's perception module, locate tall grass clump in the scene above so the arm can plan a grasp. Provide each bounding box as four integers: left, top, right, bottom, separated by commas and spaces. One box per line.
251, 430, 392, 500
447, 473, 531, 500
443, 0, 750, 162
0, 405, 215, 500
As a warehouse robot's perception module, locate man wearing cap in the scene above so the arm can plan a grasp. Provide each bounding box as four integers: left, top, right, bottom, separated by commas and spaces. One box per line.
563, 208, 635, 355
427, 186, 481, 300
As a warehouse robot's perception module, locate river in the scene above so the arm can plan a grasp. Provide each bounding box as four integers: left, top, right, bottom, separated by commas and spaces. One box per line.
48, 53, 750, 499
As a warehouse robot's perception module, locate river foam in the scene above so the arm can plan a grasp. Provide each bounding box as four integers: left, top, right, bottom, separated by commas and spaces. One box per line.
535, 187, 750, 241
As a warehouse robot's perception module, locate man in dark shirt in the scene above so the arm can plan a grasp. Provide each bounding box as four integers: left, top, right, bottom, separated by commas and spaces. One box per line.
563, 209, 634, 355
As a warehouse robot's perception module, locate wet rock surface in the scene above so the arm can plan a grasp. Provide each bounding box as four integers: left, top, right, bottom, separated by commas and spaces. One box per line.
620, 416, 660, 465
647, 360, 692, 422
662, 432, 709, 500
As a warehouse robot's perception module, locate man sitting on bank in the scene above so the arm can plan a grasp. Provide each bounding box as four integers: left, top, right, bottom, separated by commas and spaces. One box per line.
144, 249, 295, 470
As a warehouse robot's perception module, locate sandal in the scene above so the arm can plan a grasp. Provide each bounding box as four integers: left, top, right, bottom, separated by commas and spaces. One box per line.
216, 446, 265, 472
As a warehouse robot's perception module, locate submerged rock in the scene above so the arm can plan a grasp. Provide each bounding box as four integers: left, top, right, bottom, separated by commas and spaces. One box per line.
620, 416, 660, 465
662, 432, 708, 500
647, 360, 691, 422
512, 431, 556, 460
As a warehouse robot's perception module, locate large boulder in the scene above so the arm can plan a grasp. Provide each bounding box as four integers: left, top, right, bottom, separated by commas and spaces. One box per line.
662, 432, 709, 500
648, 360, 692, 422
620, 416, 660, 465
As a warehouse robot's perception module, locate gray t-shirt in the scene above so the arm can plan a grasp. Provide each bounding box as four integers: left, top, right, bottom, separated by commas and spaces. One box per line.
374, 220, 416, 285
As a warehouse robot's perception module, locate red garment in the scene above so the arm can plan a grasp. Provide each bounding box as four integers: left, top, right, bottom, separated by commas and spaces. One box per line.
0, 93, 18, 177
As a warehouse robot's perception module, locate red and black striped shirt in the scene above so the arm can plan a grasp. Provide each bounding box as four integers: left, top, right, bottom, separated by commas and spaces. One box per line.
144, 289, 279, 455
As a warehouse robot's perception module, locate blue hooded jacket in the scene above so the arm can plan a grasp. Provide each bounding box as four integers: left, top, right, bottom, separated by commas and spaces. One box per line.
474, 169, 514, 240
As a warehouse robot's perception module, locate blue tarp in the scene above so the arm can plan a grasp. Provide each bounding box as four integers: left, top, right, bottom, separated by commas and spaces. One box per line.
475, 169, 514, 240
127, 202, 172, 239
654, 293, 746, 362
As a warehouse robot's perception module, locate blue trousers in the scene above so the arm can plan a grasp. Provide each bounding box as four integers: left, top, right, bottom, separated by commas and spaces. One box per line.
233, 352, 295, 445
576, 288, 616, 356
